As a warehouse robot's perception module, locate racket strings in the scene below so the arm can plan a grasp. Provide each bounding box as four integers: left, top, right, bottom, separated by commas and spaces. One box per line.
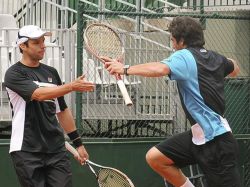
86, 25, 123, 59
98, 168, 132, 187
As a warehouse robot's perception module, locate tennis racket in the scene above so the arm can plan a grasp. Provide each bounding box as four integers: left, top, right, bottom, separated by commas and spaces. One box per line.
65, 141, 135, 187
84, 23, 133, 106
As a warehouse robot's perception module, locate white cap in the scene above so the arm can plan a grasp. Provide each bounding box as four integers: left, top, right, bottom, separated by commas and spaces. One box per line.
16, 25, 52, 45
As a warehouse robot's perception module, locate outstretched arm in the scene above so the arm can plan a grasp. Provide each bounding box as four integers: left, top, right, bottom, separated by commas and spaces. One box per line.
101, 56, 170, 77
31, 75, 94, 101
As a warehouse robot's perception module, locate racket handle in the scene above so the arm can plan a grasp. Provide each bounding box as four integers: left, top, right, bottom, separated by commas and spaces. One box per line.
117, 80, 133, 106
65, 141, 79, 157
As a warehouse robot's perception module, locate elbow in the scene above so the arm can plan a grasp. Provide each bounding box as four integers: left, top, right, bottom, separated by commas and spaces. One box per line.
144, 62, 169, 77
227, 58, 240, 77
31, 89, 47, 101
32, 93, 45, 101
158, 66, 170, 77
229, 66, 240, 77
36, 96, 47, 101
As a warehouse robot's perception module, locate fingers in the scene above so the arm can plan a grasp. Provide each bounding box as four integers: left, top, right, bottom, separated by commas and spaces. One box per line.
100, 56, 114, 66
71, 76, 95, 92
100, 56, 112, 62
100, 56, 117, 68
77, 146, 89, 165
104, 61, 116, 69
106, 66, 117, 75
106, 62, 124, 75
94, 56, 124, 75
74, 155, 86, 165
78, 74, 85, 80
99, 57, 123, 75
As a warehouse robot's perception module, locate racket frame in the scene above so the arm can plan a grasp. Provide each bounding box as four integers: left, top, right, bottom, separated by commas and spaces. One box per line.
83, 23, 133, 106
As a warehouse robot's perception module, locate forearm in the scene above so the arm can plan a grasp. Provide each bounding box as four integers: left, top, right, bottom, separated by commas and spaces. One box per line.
57, 109, 83, 148
32, 83, 72, 101
57, 108, 76, 133
127, 62, 170, 77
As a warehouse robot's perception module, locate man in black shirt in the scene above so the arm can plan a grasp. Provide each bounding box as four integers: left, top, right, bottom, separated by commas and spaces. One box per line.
4, 25, 95, 187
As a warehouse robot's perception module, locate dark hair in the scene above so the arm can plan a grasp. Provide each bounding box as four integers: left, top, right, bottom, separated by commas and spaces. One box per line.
168, 16, 205, 48
19, 41, 29, 54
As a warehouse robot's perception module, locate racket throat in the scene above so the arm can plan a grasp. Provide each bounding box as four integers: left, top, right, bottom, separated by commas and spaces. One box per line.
87, 163, 98, 179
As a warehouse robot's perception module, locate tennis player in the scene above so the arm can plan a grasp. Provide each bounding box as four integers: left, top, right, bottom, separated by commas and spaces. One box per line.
4, 25, 95, 187
101, 16, 241, 187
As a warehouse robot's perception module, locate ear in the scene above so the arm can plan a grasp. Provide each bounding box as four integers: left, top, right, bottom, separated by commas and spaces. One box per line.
179, 38, 185, 45
179, 38, 187, 48
19, 43, 27, 51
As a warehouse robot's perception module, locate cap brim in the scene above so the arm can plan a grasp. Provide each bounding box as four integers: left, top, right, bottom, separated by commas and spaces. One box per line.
43, 32, 52, 37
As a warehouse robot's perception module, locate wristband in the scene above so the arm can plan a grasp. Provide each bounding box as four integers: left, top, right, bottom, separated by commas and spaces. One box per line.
67, 130, 83, 148
123, 65, 130, 76
72, 138, 83, 148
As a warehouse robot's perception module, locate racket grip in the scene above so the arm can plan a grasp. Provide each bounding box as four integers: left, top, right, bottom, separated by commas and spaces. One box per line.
65, 141, 80, 157
117, 80, 133, 106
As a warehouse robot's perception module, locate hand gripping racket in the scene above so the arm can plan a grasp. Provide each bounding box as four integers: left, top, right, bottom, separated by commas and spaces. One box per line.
84, 23, 133, 106
65, 142, 135, 187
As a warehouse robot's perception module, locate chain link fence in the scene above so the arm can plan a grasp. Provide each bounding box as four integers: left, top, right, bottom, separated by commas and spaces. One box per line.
225, 78, 250, 136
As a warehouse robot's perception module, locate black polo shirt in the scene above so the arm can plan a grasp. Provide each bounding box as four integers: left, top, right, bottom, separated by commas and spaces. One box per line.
4, 61, 67, 153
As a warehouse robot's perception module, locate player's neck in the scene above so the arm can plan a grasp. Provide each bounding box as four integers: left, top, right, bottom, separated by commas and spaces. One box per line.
21, 55, 40, 67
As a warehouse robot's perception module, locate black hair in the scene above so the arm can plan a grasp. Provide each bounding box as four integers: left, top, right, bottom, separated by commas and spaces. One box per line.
19, 41, 29, 54
168, 16, 205, 48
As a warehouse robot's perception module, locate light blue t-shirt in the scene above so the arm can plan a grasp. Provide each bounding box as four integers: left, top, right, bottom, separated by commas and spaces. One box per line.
161, 48, 234, 143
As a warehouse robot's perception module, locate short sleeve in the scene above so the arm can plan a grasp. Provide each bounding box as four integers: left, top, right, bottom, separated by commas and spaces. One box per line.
161, 49, 197, 80
4, 68, 38, 102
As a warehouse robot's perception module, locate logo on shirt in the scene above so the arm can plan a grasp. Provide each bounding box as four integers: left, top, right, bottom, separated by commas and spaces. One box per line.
48, 77, 52, 82
200, 49, 207, 53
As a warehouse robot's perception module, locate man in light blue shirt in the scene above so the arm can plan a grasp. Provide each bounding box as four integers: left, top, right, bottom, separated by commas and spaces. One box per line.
102, 16, 240, 187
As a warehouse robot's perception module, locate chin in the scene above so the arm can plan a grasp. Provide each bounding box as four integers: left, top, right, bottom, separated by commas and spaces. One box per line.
38, 56, 44, 60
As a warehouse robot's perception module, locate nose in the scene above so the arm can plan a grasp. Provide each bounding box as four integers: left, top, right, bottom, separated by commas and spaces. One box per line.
41, 41, 46, 49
